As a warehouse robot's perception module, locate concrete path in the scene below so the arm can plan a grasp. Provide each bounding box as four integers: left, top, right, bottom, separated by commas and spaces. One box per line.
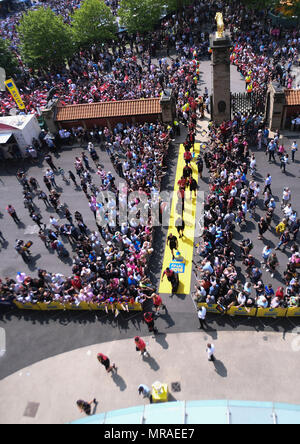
1, 330, 300, 424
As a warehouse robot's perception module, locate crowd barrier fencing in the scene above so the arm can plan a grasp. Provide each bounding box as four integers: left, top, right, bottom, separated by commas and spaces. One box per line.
197, 303, 299, 318
13, 300, 143, 312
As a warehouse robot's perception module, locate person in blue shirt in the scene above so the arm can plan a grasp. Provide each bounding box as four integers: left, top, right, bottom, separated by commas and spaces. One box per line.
264, 284, 274, 306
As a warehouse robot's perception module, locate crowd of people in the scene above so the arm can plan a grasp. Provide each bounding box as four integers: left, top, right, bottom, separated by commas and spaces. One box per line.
0, 0, 299, 117
0, 0, 300, 316
1, 119, 177, 313
194, 116, 300, 312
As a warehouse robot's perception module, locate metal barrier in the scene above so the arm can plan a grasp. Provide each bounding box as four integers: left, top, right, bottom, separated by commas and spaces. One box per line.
13, 300, 142, 312
197, 303, 298, 318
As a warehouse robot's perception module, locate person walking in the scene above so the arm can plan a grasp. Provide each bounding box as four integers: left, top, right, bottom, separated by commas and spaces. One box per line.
148, 293, 167, 315
76, 399, 97, 416
38, 190, 51, 208
258, 217, 269, 240
144, 312, 158, 335
291, 140, 298, 163
198, 305, 208, 330
134, 336, 149, 357
206, 343, 215, 362
68, 170, 78, 187
43, 175, 52, 192
196, 155, 204, 179
175, 216, 185, 239
97, 353, 117, 373
263, 174, 272, 195
138, 384, 152, 403
167, 233, 178, 260
6, 205, 21, 224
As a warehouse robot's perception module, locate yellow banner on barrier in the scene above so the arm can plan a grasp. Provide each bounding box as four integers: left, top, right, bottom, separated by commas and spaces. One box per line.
13, 300, 40, 310
37, 302, 65, 310
13, 299, 143, 312
286, 307, 300, 317
256, 308, 288, 318
64, 302, 91, 311
227, 306, 257, 317
5, 78, 25, 110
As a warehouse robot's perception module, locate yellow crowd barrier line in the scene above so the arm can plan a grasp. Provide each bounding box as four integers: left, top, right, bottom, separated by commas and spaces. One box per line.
159, 143, 200, 295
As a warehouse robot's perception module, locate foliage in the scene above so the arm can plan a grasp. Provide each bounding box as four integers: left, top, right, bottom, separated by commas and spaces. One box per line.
165, 0, 192, 12
18, 7, 75, 69
0, 38, 20, 77
119, 0, 164, 34
71, 0, 117, 47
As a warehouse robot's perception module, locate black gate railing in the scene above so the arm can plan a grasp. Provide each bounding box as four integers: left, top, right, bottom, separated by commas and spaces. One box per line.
231, 91, 266, 116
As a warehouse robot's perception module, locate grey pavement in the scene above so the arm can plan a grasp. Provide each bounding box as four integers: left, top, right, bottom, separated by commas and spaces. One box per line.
1, 330, 300, 424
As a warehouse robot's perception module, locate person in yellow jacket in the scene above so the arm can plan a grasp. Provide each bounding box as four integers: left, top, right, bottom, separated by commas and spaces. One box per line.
247, 83, 253, 93
276, 219, 288, 235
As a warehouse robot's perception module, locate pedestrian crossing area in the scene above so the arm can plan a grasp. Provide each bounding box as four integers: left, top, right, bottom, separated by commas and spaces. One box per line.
159, 142, 201, 295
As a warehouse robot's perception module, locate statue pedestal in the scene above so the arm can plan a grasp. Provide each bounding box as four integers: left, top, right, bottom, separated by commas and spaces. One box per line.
210, 32, 232, 125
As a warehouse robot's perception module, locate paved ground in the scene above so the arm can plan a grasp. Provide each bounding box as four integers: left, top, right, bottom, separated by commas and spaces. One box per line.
1, 330, 300, 424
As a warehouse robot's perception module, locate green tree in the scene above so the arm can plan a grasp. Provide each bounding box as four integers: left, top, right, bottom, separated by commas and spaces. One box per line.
119, 0, 164, 34
71, 0, 117, 47
239, 0, 278, 9
0, 39, 20, 77
18, 7, 75, 69
166, 0, 192, 12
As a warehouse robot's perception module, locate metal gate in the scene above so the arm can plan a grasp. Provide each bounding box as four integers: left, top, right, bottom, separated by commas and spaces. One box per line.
231, 92, 266, 116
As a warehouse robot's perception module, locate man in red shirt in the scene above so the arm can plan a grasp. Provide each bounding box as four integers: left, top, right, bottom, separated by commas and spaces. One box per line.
184, 149, 192, 166
177, 176, 187, 190
147, 293, 167, 314
97, 353, 117, 373
71, 275, 82, 290
134, 336, 149, 357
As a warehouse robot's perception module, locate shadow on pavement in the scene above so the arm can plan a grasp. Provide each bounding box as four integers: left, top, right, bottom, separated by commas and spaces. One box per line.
142, 354, 160, 371
213, 359, 227, 378
111, 371, 127, 391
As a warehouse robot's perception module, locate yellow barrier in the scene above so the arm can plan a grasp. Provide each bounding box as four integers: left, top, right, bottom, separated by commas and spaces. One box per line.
227, 306, 257, 317
256, 308, 288, 318
197, 303, 294, 318
64, 302, 91, 311
37, 302, 65, 310
286, 307, 300, 317
13, 299, 142, 312
13, 300, 40, 310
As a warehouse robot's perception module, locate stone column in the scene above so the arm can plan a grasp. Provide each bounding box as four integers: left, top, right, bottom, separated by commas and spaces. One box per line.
210, 32, 232, 125
267, 82, 285, 131
160, 89, 176, 124
41, 99, 59, 134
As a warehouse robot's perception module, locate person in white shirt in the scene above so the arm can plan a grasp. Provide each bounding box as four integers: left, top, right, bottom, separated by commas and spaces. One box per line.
281, 187, 291, 208
206, 343, 215, 362
198, 306, 207, 330
291, 141, 298, 162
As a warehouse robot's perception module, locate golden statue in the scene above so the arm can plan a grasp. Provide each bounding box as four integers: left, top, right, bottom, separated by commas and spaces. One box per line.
215, 12, 224, 38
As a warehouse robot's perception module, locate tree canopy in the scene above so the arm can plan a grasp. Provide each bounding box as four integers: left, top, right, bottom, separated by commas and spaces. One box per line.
18, 7, 75, 69
71, 0, 118, 47
0, 38, 20, 78
119, 0, 164, 34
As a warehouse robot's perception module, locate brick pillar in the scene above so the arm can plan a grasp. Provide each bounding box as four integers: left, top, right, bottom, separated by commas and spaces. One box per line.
210, 32, 232, 125
268, 83, 285, 131
41, 99, 59, 134
160, 89, 176, 124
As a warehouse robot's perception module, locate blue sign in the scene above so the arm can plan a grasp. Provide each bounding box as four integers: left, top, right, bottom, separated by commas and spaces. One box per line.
170, 261, 185, 274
